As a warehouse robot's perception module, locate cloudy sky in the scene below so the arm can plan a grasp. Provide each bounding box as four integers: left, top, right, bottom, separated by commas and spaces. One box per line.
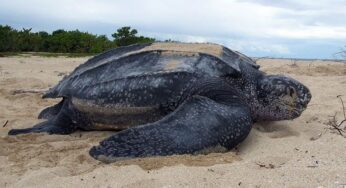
1, 0, 346, 59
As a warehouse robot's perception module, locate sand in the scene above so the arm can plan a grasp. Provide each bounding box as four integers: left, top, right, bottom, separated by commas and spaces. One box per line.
0, 56, 345, 187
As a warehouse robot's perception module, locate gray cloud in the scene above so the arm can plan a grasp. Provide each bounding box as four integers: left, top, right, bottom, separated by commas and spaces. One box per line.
0, 0, 345, 58
238, 0, 311, 10
239, 0, 346, 11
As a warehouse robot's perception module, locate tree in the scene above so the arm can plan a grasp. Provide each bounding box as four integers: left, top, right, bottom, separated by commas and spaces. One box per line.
0, 25, 17, 51
112, 26, 155, 47
37, 31, 50, 51
17, 28, 40, 51
91, 35, 115, 53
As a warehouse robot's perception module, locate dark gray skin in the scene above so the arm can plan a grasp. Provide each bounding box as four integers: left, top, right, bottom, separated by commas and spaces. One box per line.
8, 42, 311, 163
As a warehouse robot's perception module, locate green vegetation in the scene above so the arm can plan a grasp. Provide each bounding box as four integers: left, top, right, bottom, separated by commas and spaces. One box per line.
0, 51, 95, 58
0, 25, 156, 55
112, 27, 155, 47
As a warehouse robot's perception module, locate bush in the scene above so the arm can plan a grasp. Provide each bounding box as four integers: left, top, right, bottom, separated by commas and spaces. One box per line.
0, 25, 156, 53
112, 26, 155, 47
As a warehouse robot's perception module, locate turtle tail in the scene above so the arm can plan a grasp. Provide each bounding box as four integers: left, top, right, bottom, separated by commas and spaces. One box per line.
38, 99, 65, 119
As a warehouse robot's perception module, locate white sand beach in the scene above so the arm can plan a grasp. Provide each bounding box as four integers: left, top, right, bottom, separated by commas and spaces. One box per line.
0, 56, 345, 187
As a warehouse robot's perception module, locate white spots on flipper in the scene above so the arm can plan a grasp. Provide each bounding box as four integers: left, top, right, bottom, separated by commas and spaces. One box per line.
91, 93, 253, 160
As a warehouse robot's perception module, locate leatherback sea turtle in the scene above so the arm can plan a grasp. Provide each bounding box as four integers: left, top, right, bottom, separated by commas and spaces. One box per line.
8, 42, 311, 162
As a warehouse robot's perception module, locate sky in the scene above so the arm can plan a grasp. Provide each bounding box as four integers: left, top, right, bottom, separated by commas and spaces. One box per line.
1, 0, 346, 59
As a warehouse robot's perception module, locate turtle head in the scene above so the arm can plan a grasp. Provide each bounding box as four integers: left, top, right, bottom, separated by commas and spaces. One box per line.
254, 75, 311, 121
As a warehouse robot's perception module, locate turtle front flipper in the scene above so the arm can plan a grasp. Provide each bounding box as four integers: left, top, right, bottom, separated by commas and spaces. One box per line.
89, 96, 253, 163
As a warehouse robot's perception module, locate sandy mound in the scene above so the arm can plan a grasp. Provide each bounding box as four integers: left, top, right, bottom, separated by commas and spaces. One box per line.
0, 56, 345, 187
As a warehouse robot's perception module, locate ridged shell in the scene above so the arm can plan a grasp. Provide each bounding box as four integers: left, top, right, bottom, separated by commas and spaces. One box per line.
43, 42, 259, 99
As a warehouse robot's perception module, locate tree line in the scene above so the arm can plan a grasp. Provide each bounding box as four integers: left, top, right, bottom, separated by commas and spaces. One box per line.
0, 25, 156, 53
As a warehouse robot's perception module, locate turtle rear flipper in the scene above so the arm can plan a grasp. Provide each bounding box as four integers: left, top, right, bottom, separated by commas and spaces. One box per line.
9, 100, 77, 135
89, 96, 253, 163
8, 120, 74, 135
